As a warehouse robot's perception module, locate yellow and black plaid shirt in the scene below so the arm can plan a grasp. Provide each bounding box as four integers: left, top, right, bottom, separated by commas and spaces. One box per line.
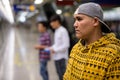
64, 33, 120, 80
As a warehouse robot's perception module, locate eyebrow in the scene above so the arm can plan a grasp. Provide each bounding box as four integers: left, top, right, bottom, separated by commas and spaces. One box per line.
76, 16, 82, 19
74, 16, 83, 20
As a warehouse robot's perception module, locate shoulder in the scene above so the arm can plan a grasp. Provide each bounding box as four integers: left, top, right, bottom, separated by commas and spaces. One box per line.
105, 43, 120, 54
96, 44, 120, 60
59, 26, 68, 32
44, 32, 50, 36
56, 26, 68, 36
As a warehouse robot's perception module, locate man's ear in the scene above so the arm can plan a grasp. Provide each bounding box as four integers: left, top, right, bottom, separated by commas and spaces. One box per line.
93, 17, 100, 27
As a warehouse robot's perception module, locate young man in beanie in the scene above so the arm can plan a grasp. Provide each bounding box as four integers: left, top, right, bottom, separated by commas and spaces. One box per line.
63, 2, 120, 80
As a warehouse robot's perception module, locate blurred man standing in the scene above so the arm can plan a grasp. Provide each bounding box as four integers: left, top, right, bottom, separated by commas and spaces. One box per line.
35, 21, 51, 80
50, 15, 70, 80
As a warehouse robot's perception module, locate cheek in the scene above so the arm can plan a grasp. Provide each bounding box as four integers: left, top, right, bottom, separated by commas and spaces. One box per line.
80, 21, 93, 31
51, 23, 55, 28
38, 27, 41, 31
77, 22, 88, 32
38, 27, 43, 32
76, 22, 93, 38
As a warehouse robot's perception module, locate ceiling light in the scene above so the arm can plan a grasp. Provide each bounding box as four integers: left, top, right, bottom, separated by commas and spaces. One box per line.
56, 9, 62, 14
34, 0, 43, 4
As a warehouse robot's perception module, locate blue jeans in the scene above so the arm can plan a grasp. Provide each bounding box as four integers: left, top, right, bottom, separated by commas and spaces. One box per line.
40, 60, 49, 80
55, 58, 66, 80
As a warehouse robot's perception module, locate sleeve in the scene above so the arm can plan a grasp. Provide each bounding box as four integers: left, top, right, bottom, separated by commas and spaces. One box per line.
52, 29, 70, 53
44, 33, 51, 46
105, 55, 120, 80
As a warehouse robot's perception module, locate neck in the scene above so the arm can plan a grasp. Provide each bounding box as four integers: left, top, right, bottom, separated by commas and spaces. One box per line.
56, 24, 61, 29
41, 30, 47, 33
84, 30, 103, 46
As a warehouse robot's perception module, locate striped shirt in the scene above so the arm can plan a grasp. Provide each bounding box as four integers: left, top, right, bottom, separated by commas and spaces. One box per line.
39, 31, 51, 61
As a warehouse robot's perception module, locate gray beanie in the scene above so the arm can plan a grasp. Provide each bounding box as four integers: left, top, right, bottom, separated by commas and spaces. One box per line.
74, 2, 111, 33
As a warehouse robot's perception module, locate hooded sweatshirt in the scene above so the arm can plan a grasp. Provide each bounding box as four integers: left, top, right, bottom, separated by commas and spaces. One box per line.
64, 33, 120, 80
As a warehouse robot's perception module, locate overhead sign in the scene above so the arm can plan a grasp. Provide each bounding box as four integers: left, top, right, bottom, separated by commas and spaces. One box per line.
13, 4, 36, 12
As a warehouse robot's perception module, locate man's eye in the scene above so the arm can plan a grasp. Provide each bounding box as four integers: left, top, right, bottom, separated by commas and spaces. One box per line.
76, 17, 82, 21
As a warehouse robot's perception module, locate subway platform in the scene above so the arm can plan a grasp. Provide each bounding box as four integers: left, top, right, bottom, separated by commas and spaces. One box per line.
0, 27, 58, 80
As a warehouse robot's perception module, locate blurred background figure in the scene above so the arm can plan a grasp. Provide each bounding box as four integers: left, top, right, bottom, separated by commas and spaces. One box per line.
49, 14, 70, 80
34, 21, 51, 80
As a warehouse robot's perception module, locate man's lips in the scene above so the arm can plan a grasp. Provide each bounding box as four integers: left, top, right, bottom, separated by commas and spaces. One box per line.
75, 30, 80, 33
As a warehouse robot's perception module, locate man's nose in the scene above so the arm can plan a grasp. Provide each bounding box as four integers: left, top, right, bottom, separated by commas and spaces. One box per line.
73, 21, 78, 28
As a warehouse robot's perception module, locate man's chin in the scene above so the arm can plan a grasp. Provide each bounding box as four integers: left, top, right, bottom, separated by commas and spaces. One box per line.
76, 34, 81, 39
